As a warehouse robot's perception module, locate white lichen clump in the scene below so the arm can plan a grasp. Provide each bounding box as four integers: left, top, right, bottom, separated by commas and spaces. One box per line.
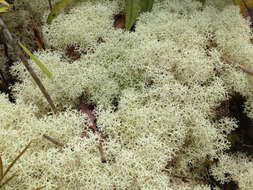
1, 0, 253, 189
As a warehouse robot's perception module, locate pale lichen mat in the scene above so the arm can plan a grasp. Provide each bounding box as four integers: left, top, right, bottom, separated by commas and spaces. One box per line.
1, 0, 253, 189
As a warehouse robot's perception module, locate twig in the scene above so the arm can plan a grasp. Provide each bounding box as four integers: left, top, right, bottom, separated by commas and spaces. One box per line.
42, 134, 64, 147
48, 0, 53, 10
0, 18, 58, 114
206, 43, 253, 76
220, 54, 253, 76
98, 140, 106, 163
79, 103, 107, 163
172, 174, 212, 185
72, 158, 80, 190
242, 144, 253, 148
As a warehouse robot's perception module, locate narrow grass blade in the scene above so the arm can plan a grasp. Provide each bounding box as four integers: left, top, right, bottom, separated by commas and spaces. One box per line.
201, 0, 206, 7
0, 0, 10, 7
0, 6, 9, 13
47, 0, 74, 24
0, 172, 17, 188
18, 42, 53, 78
197, 0, 206, 8
0, 156, 3, 180
33, 186, 46, 190
125, 0, 140, 30
140, 0, 154, 12
1, 141, 32, 181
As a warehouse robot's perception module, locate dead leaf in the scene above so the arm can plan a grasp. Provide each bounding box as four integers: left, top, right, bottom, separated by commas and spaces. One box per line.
79, 103, 97, 132
98, 141, 106, 163
79, 103, 107, 163
222, 181, 238, 190
66, 46, 87, 62
31, 20, 45, 50
113, 14, 125, 30
234, 0, 253, 17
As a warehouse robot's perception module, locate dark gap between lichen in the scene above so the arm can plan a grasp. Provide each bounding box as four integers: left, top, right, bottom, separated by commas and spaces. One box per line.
215, 92, 253, 155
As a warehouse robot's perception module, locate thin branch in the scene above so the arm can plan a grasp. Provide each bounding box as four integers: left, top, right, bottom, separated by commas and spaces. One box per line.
0, 18, 58, 114
242, 144, 253, 148
98, 140, 106, 163
48, 0, 53, 10
172, 174, 207, 183
43, 134, 64, 147
206, 43, 253, 76
220, 54, 253, 76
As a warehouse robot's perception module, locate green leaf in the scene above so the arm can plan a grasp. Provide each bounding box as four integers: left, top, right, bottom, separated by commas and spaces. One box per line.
47, 0, 74, 24
18, 42, 53, 78
140, 0, 154, 12
196, 0, 206, 7
125, 0, 140, 30
0, 0, 10, 7
0, 0, 10, 13
0, 6, 9, 13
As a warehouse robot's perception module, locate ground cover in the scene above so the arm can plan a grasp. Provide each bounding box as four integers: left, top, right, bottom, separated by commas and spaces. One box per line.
1, 0, 253, 189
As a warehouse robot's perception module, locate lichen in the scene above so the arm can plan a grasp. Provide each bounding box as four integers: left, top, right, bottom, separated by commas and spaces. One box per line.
1, 0, 253, 189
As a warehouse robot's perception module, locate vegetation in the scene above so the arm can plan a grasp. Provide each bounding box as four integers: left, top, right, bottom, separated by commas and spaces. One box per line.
0, 0, 9, 13
47, 0, 155, 30
1, 0, 253, 189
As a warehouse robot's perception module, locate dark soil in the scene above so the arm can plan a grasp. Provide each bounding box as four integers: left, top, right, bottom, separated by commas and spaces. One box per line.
0, 0, 45, 101
227, 93, 253, 155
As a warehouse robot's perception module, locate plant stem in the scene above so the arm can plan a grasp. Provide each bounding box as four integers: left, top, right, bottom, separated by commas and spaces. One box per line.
0, 18, 58, 114
43, 134, 64, 147
221, 54, 253, 76
48, 0, 53, 10
98, 140, 106, 163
